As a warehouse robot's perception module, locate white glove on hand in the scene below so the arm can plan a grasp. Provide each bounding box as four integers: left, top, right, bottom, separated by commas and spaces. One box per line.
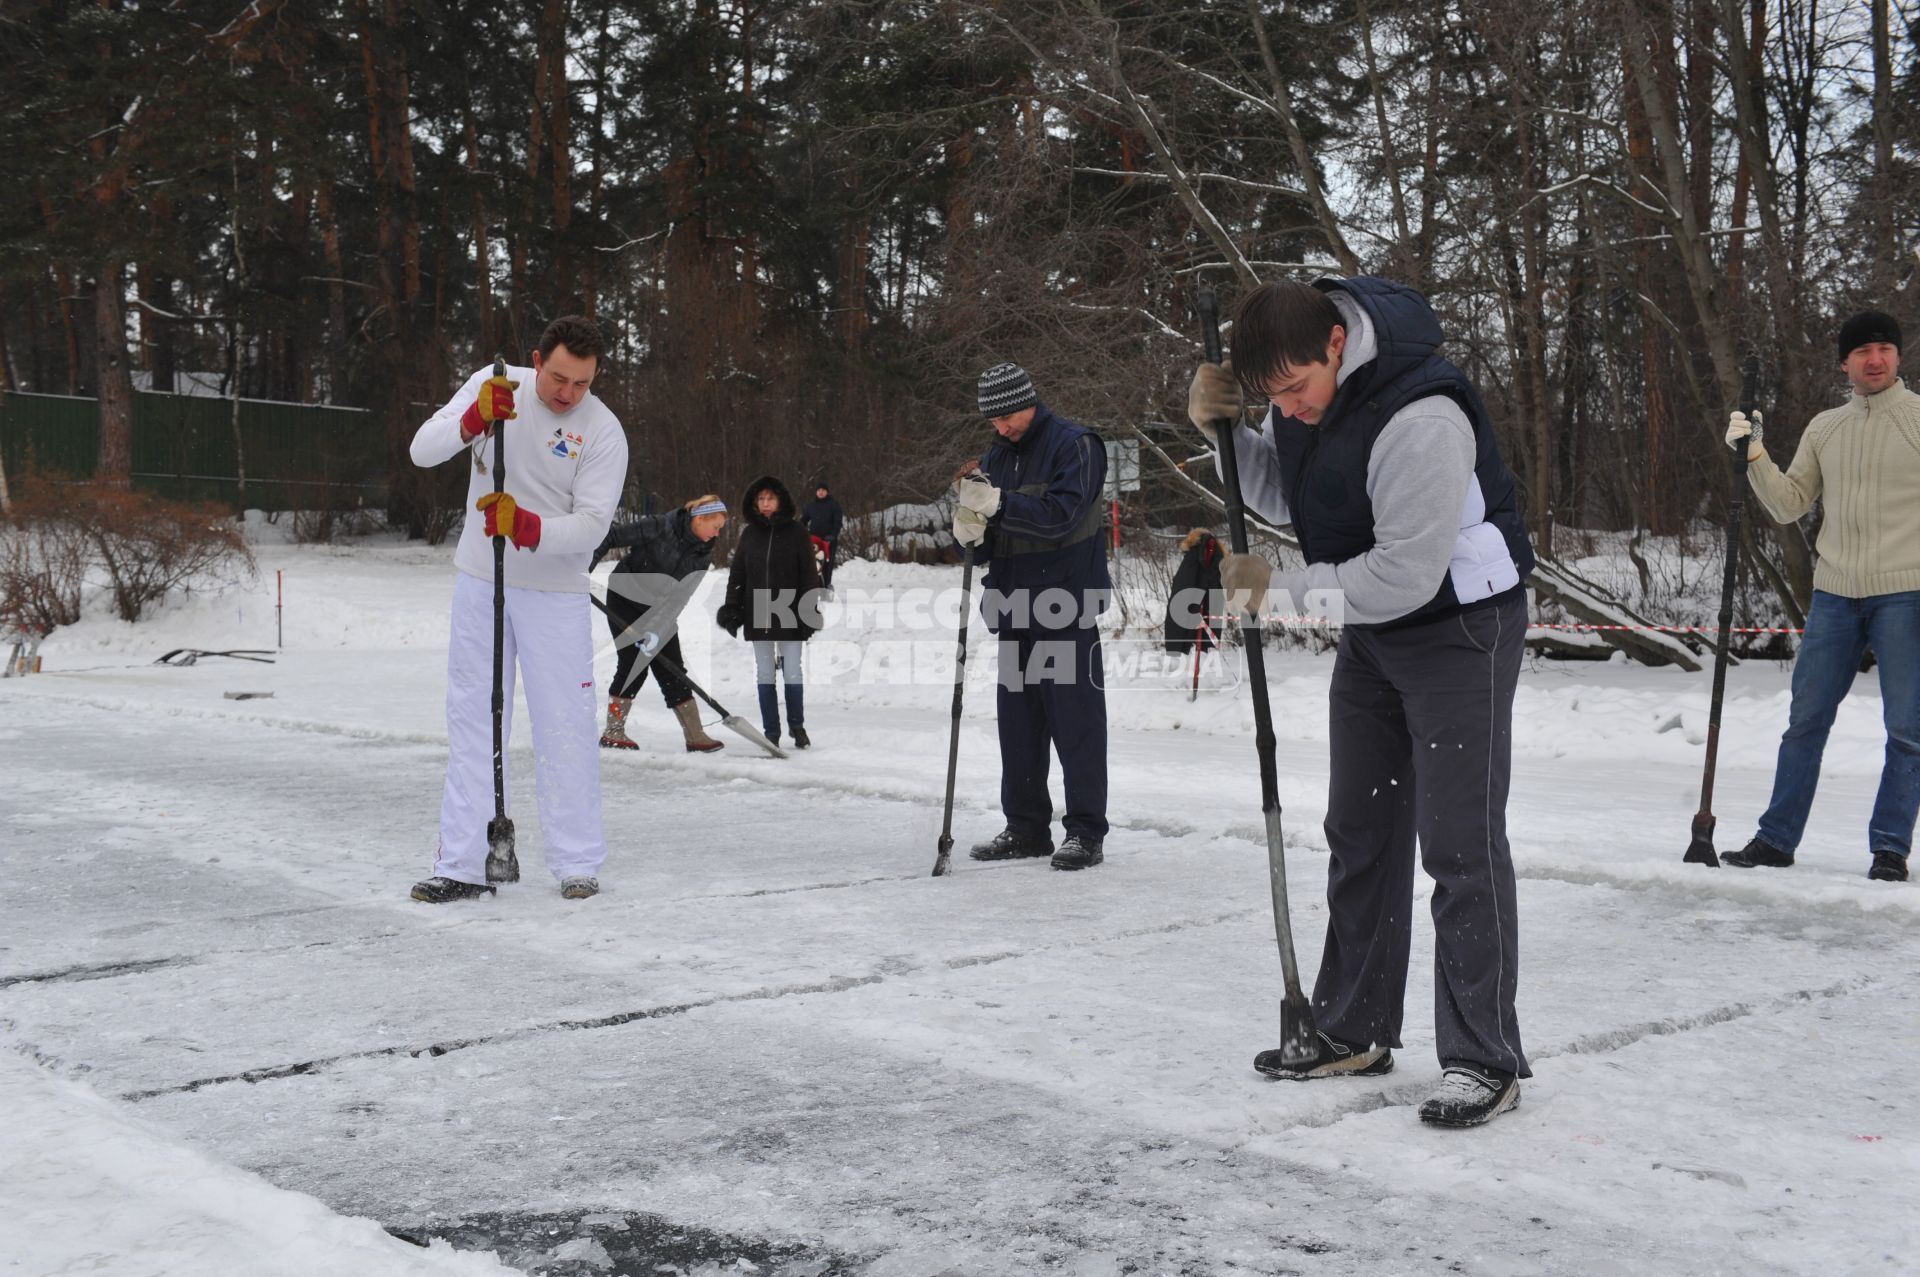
956, 474, 1002, 517
1220, 551, 1272, 616
954, 505, 988, 547
1187, 359, 1243, 444
1725, 410, 1764, 459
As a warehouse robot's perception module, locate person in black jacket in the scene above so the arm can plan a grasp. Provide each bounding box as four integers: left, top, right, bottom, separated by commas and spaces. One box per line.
595, 495, 728, 753
717, 476, 824, 748
1163, 528, 1225, 656
801, 481, 846, 591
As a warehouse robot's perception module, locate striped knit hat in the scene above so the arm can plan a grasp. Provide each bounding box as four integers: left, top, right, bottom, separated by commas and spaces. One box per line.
977, 362, 1037, 417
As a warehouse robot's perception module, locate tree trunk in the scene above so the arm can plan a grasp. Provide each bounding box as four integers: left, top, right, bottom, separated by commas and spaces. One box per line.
315, 183, 349, 402
1870, 0, 1898, 294
358, 0, 431, 535
1242, 0, 1359, 275
139, 263, 176, 394
52, 262, 82, 398
1354, 0, 1413, 276
94, 259, 135, 489
465, 108, 494, 353
1621, 4, 1740, 407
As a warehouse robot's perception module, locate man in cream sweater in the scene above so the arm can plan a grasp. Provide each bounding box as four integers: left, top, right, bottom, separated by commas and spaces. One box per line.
407, 316, 629, 903
1724, 310, 1919, 883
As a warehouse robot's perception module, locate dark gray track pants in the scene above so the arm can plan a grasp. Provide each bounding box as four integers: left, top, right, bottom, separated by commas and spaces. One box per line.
1312, 591, 1530, 1077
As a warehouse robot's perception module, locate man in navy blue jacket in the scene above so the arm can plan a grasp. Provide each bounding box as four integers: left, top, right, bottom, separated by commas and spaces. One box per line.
954, 362, 1111, 870
1188, 277, 1535, 1128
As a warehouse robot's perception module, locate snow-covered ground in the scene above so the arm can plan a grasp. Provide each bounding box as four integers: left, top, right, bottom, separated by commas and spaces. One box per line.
3, 528, 1915, 1275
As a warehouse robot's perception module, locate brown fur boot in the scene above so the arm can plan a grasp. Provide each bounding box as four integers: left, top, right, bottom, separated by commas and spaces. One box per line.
673, 698, 724, 753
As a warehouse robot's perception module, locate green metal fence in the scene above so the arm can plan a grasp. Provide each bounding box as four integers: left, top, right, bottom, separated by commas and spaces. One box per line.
0, 390, 415, 511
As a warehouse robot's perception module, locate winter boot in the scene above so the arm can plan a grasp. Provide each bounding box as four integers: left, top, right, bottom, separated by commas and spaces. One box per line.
1050, 834, 1104, 871
786, 684, 809, 749
672, 698, 724, 753
1723, 836, 1794, 868
410, 876, 497, 904
757, 684, 781, 748
969, 827, 1054, 861
599, 696, 639, 751
560, 876, 600, 900
1418, 1065, 1521, 1127
1254, 1030, 1393, 1081
1869, 850, 1909, 882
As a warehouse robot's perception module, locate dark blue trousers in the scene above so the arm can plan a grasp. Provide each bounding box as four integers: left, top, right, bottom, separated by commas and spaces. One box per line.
996, 625, 1109, 841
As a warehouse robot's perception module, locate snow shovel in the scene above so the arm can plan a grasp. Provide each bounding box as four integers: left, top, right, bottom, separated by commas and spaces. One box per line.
155, 648, 276, 666
931, 549, 976, 877
1684, 353, 1761, 868
1197, 290, 1317, 1070
485, 355, 518, 885
649, 650, 787, 759
589, 593, 786, 758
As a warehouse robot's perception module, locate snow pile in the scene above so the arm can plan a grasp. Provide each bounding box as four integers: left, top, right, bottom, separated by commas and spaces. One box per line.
0, 1051, 513, 1276
841, 498, 956, 561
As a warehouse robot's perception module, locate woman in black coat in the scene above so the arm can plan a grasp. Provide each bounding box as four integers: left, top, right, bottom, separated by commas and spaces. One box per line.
597, 494, 728, 752
717, 476, 823, 748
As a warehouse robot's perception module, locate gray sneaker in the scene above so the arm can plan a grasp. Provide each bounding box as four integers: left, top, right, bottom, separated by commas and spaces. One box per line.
560, 876, 599, 900
1417, 1066, 1520, 1127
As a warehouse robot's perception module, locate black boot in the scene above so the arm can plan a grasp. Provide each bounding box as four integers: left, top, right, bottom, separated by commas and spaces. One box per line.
757, 684, 781, 747
1869, 850, 1909, 882
786, 684, 809, 749
1050, 833, 1104, 871
969, 827, 1054, 861
410, 876, 497, 904
1723, 836, 1794, 868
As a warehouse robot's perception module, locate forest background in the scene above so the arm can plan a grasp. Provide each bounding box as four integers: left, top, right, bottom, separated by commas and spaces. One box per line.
2, 0, 1916, 634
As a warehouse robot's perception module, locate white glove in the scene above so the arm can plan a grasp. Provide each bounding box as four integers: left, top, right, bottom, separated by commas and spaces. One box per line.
1187, 359, 1243, 444
1725, 410, 1764, 459
954, 505, 988, 547
1220, 551, 1272, 616
956, 475, 1002, 516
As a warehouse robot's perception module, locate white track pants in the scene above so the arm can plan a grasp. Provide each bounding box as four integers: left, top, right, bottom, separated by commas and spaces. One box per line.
434, 572, 606, 884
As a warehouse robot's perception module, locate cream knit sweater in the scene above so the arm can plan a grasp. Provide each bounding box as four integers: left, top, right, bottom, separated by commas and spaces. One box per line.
1746, 379, 1920, 599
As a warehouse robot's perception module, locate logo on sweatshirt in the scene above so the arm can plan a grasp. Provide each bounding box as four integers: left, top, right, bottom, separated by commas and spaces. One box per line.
549, 426, 585, 460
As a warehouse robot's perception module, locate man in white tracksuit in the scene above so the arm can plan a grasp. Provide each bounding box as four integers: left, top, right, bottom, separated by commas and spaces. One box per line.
408, 316, 629, 903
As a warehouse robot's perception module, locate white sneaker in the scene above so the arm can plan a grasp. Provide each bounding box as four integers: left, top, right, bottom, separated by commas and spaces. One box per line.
1418, 1066, 1520, 1127
560, 876, 599, 900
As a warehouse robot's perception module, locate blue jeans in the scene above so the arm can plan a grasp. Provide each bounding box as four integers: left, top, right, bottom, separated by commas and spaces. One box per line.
1757, 590, 1920, 858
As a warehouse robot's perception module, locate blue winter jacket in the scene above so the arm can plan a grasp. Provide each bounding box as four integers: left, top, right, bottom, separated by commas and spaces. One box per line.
975, 402, 1111, 634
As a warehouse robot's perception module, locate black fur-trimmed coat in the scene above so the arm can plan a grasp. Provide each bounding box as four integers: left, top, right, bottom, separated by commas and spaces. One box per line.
720, 476, 823, 642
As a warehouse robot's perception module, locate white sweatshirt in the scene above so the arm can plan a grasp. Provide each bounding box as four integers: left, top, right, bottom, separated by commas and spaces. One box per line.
410, 365, 629, 593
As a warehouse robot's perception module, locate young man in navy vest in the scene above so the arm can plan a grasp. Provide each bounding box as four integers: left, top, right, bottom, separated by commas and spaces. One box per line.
954, 362, 1112, 871
1188, 278, 1535, 1127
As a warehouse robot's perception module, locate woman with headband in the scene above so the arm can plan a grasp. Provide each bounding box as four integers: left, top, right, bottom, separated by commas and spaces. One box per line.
595, 494, 730, 753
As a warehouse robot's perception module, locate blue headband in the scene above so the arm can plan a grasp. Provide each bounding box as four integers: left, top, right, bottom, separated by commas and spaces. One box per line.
690, 500, 728, 517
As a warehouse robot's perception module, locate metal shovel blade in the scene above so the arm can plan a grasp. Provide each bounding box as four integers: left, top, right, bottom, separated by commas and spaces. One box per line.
485, 816, 520, 883
1277, 991, 1319, 1070
722, 714, 787, 759
1683, 812, 1721, 868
